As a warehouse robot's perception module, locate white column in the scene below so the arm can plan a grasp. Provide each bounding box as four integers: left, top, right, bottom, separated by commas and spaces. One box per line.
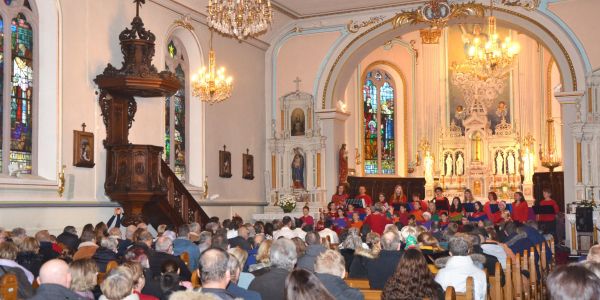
316, 109, 350, 198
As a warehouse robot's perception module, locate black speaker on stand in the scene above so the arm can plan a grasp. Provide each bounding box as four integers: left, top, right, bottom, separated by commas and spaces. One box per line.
576, 206, 594, 232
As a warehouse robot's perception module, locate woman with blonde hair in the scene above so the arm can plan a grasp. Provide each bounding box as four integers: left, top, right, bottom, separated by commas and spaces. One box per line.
248, 239, 272, 274
16, 236, 43, 277
69, 258, 98, 300
228, 247, 255, 289
348, 232, 381, 278
100, 266, 137, 300
122, 261, 158, 300
417, 232, 449, 265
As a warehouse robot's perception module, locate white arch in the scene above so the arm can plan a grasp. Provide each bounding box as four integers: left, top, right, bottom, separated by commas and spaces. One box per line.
162, 25, 205, 187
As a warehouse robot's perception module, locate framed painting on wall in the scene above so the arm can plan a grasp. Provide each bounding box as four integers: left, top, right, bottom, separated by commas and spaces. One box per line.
219, 145, 232, 178
243, 149, 254, 180
73, 124, 95, 168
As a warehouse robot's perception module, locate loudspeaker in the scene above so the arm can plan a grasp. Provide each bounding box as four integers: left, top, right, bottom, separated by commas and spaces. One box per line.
576, 207, 594, 232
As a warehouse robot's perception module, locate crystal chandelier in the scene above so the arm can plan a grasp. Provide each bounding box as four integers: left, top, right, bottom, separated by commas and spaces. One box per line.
191, 31, 233, 104
207, 0, 273, 40
453, 0, 520, 80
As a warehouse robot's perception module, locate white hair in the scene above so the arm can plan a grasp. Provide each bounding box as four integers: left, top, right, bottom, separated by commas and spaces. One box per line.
270, 238, 297, 271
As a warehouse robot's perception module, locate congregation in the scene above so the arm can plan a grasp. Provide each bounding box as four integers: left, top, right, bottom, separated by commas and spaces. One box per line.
0, 185, 599, 300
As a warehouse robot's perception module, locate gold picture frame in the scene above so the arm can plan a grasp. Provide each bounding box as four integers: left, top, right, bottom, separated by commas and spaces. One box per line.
73, 123, 95, 168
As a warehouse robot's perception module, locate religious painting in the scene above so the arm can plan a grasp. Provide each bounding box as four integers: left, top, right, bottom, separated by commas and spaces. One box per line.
242, 149, 254, 180
291, 108, 305, 136
291, 147, 305, 189
219, 145, 232, 178
447, 24, 512, 133
73, 129, 95, 168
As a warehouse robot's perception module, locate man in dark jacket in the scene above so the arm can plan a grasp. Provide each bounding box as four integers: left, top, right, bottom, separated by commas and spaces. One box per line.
297, 232, 327, 272
34, 230, 59, 263
148, 236, 191, 281
249, 238, 297, 300
56, 226, 79, 253
366, 231, 403, 289
29, 259, 85, 300
92, 237, 118, 272
315, 249, 363, 300
228, 226, 252, 251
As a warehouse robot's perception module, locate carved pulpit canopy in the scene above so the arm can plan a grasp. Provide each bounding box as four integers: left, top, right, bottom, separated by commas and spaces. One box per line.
94, 0, 179, 97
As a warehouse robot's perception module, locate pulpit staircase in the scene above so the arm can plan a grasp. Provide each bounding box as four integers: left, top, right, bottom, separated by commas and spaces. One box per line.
94, 1, 209, 227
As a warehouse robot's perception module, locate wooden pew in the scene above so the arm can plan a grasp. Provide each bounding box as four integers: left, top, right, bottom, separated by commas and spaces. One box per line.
488, 262, 503, 300
180, 251, 190, 267
0, 273, 18, 300
98, 260, 119, 285
360, 289, 382, 300
444, 276, 474, 300
345, 278, 371, 289
528, 247, 540, 300
512, 253, 524, 300
503, 257, 513, 300
191, 269, 201, 288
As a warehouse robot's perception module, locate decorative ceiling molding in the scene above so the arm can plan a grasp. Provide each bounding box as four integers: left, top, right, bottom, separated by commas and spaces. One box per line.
270, 0, 426, 19
347, 16, 386, 33
392, 1, 485, 29
496, 0, 540, 11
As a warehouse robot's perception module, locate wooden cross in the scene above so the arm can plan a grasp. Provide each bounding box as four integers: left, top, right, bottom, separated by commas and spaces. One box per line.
81, 123, 87, 132
294, 77, 302, 92
133, 0, 146, 17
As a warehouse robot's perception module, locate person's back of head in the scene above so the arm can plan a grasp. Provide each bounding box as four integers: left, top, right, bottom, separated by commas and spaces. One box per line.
0, 242, 18, 260
503, 221, 517, 236
189, 222, 201, 234
314, 250, 345, 278
101, 266, 134, 300
38, 259, 72, 288
18, 236, 40, 253
177, 224, 190, 238
227, 254, 241, 283
108, 227, 122, 239
169, 290, 221, 300
285, 269, 335, 300
211, 233, 228, 250
381, 231, 401, 251
228, 247, 249, 269
198, 231, 213, 248
282, 216, 293, 227
587, 245, 600, 263
305, 232, 320, 246
198, 248, 230, 288
100, 236, 119, 252
237, 226, 249, 239
35, 230, 52, 243
547, 264, 600, 300
63, 226, 77, 236
448, 236, 470, 256
69, 258, 98, 292
161, 259, 180, 274
324, 219, 333, 229
222, 219, 232, 230
270, 238, 297, 271
80, 229, 96, 243
155, 236, 173, 253
125, 225, 137, 240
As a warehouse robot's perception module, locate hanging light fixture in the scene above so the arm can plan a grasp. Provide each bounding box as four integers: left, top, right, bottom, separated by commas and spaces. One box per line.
191, 30, 233, 104
453, 0, 520, 80
207, 0, 273, 40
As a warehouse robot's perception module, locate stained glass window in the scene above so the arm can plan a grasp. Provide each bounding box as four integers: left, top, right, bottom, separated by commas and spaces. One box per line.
4, 0, 11, 5
362, 69, 395, 175
0, 16, 3, 172
164, 39, 186, 181
9, 13, 32, 174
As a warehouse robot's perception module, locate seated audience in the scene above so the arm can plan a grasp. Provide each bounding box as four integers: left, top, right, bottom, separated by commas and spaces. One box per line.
34, 230, 60, 263
69, 258, 98, 300
349, 231, 380, 278
502, 221, 533, 255
122, 261, 159, 300
228, 247, 254, 289
225, 253, 261, 300
366, 230, 402, 289
292, 236, 307, 257
285, 268, 335, 300
0, 241, 34, 283
417, 232, 448, 265
93, 236, 119, 272
198, 248, 236, 300
57, 226, 80, 252
228, 225, 252, 251
434, 235, 487, 300
319, 219, 340, 244
547, 264, 600, 300
383, 248, 444, 300
297, 231, 327, 272
74, 230, 98, 261
273, 216, 297, 240
586, 244, 600, 263
29, 259, 81, 300
159, 260, 187, 300
198, 231, 213, 255
16, 236, 44, 277
172, 224, 200, 271
314, 249, 363, 300
248, 240, 272, 275
149, 236, 191, 281
100, 266, 137, 300
249, 238, 297, 300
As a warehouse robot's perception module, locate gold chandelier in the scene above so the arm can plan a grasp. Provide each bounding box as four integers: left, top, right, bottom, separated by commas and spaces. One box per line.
207, 0, 273, 40
454, 0, 520, 80
191, 31, 233, 104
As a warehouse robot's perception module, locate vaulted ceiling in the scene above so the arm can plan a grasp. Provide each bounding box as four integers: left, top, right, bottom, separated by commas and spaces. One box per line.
271, 0, 424, 18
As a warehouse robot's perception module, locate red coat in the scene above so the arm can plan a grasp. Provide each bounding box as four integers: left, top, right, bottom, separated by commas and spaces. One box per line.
484, 202, 502, 224
364, 213, 391, 234
538, 199, 560, 222
332, 193, 349, 206
512, 201, 529, 223
357, 194, 373, 208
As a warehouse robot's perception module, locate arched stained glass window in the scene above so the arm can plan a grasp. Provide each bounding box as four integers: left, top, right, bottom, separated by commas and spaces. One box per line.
362, 69, 395, 175
164, 38, 186, 181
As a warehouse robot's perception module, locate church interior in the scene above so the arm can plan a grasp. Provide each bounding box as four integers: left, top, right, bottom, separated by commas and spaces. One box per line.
2, 0, 600, 299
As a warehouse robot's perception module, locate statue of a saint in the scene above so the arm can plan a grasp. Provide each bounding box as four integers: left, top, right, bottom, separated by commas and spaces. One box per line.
338, 144, 348, 185
507, 152, 515, 175
523, 150, 534, 184
291, 149, 305, 189
445, 154, 453, 176
495, 152, 504, 175
456, 153, 464, 176
424, 151, 434, 185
